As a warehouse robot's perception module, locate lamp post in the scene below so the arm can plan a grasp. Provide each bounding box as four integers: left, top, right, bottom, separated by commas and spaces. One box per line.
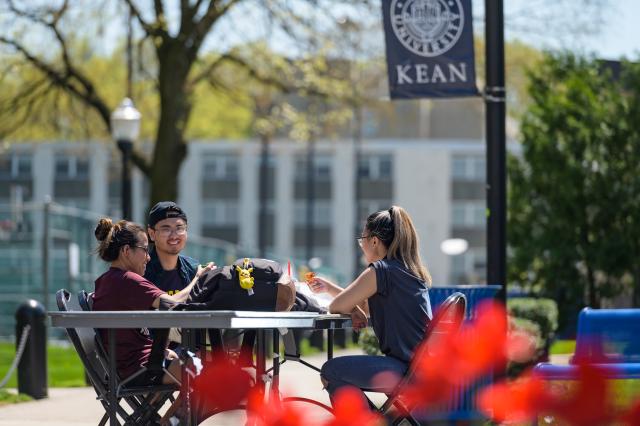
110, 98, 141, 220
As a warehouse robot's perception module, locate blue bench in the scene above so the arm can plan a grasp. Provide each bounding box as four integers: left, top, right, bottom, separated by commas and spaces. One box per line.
535, 307, 640, 380
415, 284, 502, 423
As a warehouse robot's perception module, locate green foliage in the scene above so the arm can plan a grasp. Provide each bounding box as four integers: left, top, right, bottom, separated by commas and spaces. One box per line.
508, 52, 640, 332
358, 328, 382, 356
549, 339, 576, 355
508, 298, 559, 344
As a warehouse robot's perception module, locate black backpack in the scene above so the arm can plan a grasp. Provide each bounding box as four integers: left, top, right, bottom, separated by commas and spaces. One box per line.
187, 258, 292, 311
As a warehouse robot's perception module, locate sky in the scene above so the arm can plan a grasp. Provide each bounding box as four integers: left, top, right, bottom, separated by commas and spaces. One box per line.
580, 1, 640, 59
498, 0, 640, 60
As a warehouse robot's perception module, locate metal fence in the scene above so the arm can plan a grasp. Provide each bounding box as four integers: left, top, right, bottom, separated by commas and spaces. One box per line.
0, 201, 341, 339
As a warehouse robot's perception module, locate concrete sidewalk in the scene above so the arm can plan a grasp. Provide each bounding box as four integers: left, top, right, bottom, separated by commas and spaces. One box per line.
0, 348, 369, 426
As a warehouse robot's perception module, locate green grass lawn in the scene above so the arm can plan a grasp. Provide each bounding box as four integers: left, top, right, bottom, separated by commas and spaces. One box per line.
0, 342, 86, 388
0, 389, 32, 406
549, 339, 576, 355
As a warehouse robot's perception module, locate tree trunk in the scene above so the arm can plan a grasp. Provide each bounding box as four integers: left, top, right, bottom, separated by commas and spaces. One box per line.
586, 264, 600, 308
633, 265, 640, 308
149, 42, 193, 206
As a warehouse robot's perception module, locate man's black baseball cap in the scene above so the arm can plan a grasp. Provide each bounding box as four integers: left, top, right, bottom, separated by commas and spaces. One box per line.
148, 201, 187, 227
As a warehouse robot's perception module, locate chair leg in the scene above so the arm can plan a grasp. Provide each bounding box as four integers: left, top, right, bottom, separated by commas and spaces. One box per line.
98, 412, 109, 426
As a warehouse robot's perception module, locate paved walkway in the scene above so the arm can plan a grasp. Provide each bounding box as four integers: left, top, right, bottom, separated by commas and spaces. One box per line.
0, 348, 369, 426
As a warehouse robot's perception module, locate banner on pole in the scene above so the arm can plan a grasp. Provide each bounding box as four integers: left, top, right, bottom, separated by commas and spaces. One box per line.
381, 0, 478, 99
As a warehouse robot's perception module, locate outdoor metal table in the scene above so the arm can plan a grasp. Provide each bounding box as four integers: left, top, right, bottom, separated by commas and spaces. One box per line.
49, 310, 351, 425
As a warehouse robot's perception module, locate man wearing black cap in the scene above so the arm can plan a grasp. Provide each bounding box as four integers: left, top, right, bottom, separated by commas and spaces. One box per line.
144, 201, 200, 295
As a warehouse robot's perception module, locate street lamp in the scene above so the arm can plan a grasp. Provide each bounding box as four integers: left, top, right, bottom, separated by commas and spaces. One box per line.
110, 98, 141, 220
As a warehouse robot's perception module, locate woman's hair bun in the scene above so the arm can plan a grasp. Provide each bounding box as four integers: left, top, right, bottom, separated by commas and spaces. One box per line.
94, 218, 113, 241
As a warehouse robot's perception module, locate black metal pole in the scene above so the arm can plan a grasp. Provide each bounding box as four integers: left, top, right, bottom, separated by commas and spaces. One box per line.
118, 139, 133, 220
353, 105, 363, 276
258, 134, 269, 257
305, 135, 315, 263
485, 0, 507, 303
42, 199, 50, 312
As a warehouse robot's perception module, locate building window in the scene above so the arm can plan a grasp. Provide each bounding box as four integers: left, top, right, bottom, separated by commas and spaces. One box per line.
358, 154, 393, 180
294, 154, 332, 182
294, 201, 332, 226
450, 248, 486, 284
451, 155, 485, 181
357, 200, 392, 223
202, 201, 239, 226
55, 155, 89, 179
452, 201, 485, 227
202, 154, 239, 180
0, 154, 32, 179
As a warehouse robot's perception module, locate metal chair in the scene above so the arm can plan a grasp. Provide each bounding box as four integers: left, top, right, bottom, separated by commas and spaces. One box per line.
368, 292, 467, 426
57, 289, 178, 425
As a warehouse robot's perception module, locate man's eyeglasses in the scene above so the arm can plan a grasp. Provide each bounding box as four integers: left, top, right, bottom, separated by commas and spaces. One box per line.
133, 245, 149, 255
153, 225, 187, 238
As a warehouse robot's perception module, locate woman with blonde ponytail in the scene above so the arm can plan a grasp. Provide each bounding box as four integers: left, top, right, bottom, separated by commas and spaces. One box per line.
307, 206, 433, 405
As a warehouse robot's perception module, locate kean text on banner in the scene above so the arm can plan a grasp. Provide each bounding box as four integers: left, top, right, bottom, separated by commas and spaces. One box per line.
382, 0, 478, 99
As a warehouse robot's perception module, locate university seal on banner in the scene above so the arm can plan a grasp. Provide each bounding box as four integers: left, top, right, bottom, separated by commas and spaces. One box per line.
390, 0, 464, 58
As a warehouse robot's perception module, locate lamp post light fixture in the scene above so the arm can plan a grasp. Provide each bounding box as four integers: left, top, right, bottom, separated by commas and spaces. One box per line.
110, 98, 141, 220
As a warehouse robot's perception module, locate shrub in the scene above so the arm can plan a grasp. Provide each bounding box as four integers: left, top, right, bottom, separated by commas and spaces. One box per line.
507, 297, 559, 350
508, 316, 544, 377
359, 328, 382, 356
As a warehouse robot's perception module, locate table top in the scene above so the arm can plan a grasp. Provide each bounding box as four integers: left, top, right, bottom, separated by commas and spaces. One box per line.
49, 310, 352, 329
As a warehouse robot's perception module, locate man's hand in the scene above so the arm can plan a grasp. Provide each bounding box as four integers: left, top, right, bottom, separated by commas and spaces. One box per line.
350, 306, 368, 332
165, 348, 179, 361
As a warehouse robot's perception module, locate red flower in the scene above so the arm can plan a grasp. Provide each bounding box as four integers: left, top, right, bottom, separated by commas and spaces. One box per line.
192, 354, 253, 412
550, 363, 613, 425
324, 386, 383, 426
477, 373, 551, 423
478, 363, 615, 425
247, 387, 306, 426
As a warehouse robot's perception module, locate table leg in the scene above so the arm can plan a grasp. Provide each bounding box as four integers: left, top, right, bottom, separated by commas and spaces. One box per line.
108, 329, 118, 426
271, 330, 280, 401
327, 329, 334, 360
256, 329, 266, 394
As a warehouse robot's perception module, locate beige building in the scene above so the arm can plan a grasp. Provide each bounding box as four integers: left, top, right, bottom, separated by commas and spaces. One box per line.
0, 97, 501, 285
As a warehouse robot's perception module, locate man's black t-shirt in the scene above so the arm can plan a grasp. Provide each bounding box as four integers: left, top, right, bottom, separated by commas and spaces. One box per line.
153, 268, 183, 295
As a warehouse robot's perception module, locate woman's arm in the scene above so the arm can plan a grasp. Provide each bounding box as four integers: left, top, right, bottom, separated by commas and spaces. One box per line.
328, 267, 377, 315
152, 262, 215, 308
308, 276, 343, 298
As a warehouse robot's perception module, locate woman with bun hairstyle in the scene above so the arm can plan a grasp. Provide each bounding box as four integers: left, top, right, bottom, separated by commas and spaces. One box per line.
92, 218, 213, 388
308, 206, 433, 403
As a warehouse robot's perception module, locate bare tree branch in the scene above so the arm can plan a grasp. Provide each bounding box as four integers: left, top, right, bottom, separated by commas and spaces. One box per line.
187, 0, 244, 57
122, 0, 165, 37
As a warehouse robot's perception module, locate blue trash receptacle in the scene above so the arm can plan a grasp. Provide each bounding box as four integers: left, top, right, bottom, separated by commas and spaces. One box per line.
416, 285, 502, 423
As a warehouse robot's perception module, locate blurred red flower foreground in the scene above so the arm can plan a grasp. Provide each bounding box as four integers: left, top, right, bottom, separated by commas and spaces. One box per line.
192, 302, 640, 425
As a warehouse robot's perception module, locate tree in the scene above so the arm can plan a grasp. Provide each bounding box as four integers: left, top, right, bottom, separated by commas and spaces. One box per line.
508, 52, 640, 331
0, 0, 371, 204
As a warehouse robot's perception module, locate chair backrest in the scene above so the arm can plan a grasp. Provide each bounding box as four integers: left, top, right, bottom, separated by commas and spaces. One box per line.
573, 308, 640, 364
56, 289, 110, 392
405, 292, 467, 381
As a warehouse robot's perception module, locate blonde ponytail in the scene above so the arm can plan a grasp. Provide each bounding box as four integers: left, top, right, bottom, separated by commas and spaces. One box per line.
386, 206, 432, 286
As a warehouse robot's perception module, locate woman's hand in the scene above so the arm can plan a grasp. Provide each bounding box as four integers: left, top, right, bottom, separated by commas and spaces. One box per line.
307, 276, 332, 294
196, 262, 215, 279
350, 306, 368, 332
